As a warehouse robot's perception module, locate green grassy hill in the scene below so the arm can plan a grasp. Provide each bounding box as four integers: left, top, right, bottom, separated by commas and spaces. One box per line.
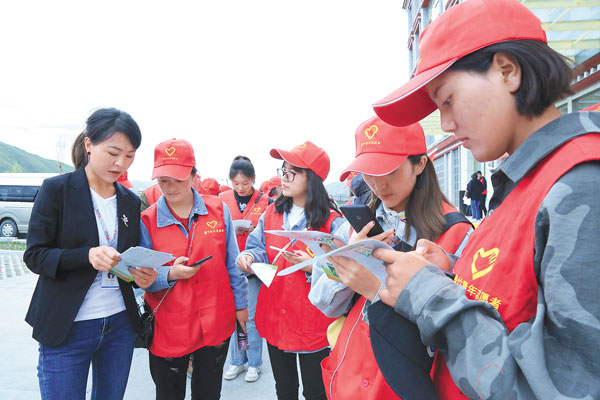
0, 142, 74, 173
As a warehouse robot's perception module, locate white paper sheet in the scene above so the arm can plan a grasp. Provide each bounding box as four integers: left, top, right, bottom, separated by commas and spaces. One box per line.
249, 263, 278, 287
111, 246, 175, 282
233, 219, 252, 230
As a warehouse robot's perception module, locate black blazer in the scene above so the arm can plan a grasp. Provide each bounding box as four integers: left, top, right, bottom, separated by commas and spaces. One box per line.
24, 168, 141, 347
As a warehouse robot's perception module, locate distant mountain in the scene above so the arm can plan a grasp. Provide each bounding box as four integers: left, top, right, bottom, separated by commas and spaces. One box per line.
0, 142, 74, 173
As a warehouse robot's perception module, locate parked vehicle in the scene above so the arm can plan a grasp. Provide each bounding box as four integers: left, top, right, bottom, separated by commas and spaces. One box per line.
0, 173, 57, 237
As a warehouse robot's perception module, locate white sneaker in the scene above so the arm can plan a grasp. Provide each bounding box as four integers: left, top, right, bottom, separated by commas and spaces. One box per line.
223, 364, 245, 380
245, 367, 260, 382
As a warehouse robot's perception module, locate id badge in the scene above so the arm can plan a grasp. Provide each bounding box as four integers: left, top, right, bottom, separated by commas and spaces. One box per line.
101, 271, 119, 288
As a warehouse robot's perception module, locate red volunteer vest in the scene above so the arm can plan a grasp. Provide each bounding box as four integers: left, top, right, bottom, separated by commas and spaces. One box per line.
322, 204, 471, 400
143, 184, 163, 207
433, 134, 600, 399
219, 189, 268, 251
254, 204, 340, 351
142, 196, 236, 358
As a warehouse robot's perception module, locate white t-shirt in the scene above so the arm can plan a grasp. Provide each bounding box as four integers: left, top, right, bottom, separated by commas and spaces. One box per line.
74, 189, 127, 322
287, 204, 305, 229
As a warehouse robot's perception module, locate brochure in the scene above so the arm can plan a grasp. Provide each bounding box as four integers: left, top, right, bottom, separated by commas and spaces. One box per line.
249, 262, 278, 287
269, 230, 393, 284
110, 246, 175, 282
265, 230, 346, 260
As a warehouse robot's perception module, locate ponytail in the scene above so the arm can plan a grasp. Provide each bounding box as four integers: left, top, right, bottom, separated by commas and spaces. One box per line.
71, 131, 87, 169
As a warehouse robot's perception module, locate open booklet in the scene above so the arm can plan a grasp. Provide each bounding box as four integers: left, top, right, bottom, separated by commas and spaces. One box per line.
265, 230, 392, 284
110, 246, 175, 282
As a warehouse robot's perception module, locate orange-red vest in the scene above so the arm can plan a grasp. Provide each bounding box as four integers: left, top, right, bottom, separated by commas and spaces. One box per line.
322, 203, 471, 400
219, 189, 269, 251
433, 134, 600, 399
254, 204, 340, 351
143, 184, 163, 207
142, 195, 236, 358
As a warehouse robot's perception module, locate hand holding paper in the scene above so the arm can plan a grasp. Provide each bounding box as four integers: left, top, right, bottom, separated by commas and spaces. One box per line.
110, 246, 175, 282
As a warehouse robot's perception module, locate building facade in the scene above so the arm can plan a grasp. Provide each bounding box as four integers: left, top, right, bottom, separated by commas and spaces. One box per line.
404, 0, 600, 211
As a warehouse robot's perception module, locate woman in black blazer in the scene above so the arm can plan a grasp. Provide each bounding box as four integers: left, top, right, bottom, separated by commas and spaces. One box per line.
24, 108, 158, 400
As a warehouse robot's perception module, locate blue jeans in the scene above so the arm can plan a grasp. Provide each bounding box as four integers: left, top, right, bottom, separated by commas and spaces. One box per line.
37, 310, 136, 400
229, 276, 263, 368
471, 200, 481, 220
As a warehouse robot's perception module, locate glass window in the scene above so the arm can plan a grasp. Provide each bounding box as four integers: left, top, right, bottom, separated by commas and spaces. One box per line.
433, 156, 445, 195
452, 148, 461, 208
0, 185, 39, 202
573, 87, 600, 111
558, 103, 568, 114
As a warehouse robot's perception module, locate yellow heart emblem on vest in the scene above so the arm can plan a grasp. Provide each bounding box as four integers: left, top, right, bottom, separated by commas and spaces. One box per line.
364, 125, 378, 140
471, 247, 499, 280
253, 207, 262, 212
206, 220, 217, 229
306, 246, 315, 258
165, 147, 176, 156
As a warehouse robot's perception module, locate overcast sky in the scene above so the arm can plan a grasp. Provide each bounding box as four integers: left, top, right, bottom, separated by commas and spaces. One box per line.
0, 0, 408, 186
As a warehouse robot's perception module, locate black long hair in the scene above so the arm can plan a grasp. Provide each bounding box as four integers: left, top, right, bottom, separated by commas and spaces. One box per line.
274, 164, 339, 230
71, 108, 142, 169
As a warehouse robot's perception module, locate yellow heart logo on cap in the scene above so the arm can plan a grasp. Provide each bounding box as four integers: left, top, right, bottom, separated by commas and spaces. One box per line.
206, 220, 217, 229
165, 147, 176, 156
292, 143, 307, 153
365, 125, 379, 140
471, 247, 499, 280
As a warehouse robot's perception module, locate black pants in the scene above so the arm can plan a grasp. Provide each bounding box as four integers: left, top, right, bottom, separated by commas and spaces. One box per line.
480, 194, 487, 217
267, 342, 329, 400
149, 338, 230, 400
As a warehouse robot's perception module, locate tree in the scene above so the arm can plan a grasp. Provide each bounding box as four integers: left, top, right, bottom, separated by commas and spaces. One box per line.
10, 161, 24, 173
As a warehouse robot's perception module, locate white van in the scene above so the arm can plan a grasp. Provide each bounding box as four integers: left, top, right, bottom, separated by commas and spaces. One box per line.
0, 173, 57, 237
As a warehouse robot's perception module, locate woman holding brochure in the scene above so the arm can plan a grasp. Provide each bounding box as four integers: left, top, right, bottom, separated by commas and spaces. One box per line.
309, 116, 472, 400
24, 108, 157, 400
220, 155, 270, 383
141, 138, 248, 400
238, 141, 344, 400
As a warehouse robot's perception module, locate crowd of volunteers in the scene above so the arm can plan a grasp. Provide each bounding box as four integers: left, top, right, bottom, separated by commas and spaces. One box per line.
23, 0, 600, 399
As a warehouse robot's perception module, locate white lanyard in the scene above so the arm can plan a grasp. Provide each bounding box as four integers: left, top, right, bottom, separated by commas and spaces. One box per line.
91, 192, 120, 288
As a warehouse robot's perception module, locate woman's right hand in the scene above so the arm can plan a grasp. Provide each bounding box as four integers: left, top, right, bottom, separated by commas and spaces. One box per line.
167, 257, 203, 280
89, 246, 121, 272
237, 254, 254, 274
349, 221, 395, 245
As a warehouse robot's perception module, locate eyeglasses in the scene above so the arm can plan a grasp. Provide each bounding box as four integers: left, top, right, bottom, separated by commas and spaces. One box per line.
277, 168, 297, 183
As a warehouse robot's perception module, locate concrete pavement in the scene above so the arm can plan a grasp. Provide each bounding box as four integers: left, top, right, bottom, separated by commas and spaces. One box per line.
0, 251, 278, 399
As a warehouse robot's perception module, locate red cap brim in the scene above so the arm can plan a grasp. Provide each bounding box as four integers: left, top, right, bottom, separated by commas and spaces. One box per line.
270, 148, 309, 170
339, 153, 409, 182
372, 59, 456, 127
151, 164, 193, 181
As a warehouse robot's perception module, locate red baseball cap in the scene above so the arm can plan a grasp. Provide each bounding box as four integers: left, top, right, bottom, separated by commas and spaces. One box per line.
372, 0, 547, 127
344, 171, 359, 187
117, 172, 133, 188
201, 178, 220, 196
151, 138, 196, 180
340, 115, 426, 181
270, 141, 330, 181
268, 176, 282, 191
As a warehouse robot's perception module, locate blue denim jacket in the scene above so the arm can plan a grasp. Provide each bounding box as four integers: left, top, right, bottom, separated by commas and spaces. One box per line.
141, 189, 248, 310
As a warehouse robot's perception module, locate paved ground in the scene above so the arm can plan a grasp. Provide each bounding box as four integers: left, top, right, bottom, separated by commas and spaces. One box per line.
0, 251, 278, 399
